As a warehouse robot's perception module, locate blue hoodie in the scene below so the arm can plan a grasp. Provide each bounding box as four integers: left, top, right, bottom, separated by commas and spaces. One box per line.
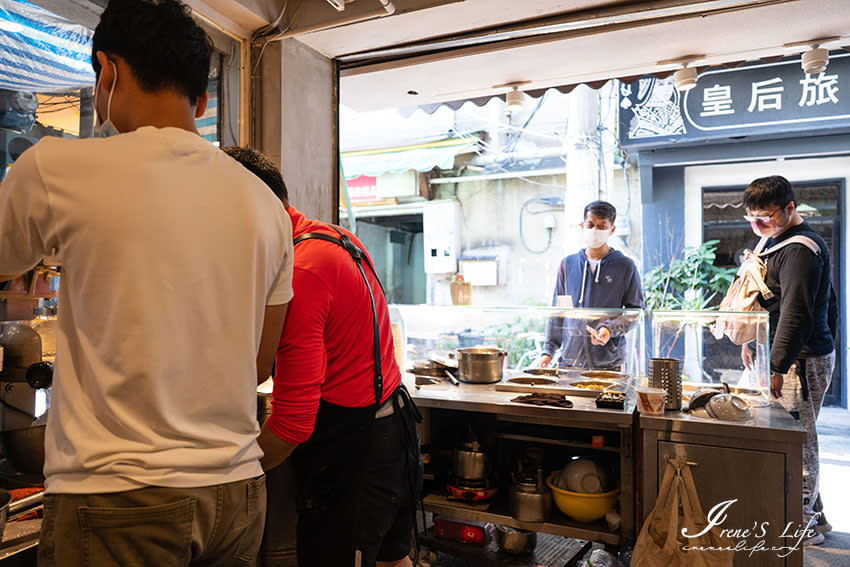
543, 248, 644, 369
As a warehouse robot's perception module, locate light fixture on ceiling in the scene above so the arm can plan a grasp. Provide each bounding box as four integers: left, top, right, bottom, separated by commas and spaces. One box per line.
492, 81, 530, 113
658, 54, 705, 93
673, 66, 698, 92
784, 37, 839, 75
506, 87, 525, 112
802, 47, 829, 74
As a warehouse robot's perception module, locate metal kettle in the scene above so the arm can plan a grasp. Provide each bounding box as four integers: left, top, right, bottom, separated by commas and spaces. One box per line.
509, 463, 552, 522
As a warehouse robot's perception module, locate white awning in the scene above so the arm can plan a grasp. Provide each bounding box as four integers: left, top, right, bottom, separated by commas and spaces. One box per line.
341, 135, 480, 178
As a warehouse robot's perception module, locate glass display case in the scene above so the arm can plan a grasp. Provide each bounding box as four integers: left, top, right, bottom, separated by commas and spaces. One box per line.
650, 310, 769, 390
391, 305, 644, 377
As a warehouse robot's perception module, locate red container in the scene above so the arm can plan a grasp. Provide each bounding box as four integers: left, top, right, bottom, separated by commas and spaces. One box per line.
432, 517, 486, 545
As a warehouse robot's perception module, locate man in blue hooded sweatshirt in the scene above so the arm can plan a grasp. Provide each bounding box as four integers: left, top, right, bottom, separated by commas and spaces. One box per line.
538, 201, 644, 370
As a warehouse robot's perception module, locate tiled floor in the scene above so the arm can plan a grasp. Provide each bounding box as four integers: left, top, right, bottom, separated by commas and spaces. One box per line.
804, 407, 850, 567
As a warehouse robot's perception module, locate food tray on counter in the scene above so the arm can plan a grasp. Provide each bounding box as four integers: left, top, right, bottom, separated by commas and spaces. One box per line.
495, 372, 629, 398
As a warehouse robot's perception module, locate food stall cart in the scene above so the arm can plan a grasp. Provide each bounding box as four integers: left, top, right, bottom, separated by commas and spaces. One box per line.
396, 305, 806, 566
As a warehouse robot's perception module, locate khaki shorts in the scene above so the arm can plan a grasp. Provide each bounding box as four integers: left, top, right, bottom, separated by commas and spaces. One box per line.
38, 475, 266, 567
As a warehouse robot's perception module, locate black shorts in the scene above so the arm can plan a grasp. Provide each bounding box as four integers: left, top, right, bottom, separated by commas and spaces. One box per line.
357, 408, 423, 564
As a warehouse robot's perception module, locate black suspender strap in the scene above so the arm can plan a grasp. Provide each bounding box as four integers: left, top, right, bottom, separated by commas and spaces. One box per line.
293, 225, 385, 408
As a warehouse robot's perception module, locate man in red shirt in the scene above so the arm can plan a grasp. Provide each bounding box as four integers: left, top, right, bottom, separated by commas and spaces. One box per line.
224, 147, 422, 567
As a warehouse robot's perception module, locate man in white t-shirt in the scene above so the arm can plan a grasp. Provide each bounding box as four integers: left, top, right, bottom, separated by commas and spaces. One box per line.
0, 1, 292, 565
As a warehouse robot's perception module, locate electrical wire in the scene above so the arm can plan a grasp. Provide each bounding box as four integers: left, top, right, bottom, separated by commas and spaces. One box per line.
254, 0, 289, 38
0, 396, 38, 422
505, 90, 547, 155
518, 196, 563, 254
251, 0, 305, 78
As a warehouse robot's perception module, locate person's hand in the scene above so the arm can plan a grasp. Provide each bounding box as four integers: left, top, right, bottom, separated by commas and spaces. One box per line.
770, 372, 784, 399
741, 344, 754, 370
537, 354, 552, 368
589, 326, 612, 346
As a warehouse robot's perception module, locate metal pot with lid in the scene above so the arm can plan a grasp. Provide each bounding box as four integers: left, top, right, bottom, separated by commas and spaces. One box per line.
452, 440, 489, 481
456, 347, 506, 384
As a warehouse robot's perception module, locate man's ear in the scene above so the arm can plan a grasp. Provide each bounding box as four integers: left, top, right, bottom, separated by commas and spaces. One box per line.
194, 91, 208, 119
610, 225, 616, 235
94, 51, 113, 86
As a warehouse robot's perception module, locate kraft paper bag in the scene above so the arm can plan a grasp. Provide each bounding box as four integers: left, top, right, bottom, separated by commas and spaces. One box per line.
632, 462, 734, 567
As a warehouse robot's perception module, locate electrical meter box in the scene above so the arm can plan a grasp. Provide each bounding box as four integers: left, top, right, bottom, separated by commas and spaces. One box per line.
423, 200, 462, 274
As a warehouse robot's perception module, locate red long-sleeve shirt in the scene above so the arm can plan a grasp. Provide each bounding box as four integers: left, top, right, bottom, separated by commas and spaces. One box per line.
266, 207, 402, 445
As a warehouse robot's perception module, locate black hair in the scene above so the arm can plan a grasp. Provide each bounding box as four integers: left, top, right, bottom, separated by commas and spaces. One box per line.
223, 146, 289, 205
583, 200, 616, 223
743, 175, 796, 210
92, 0, 213, 105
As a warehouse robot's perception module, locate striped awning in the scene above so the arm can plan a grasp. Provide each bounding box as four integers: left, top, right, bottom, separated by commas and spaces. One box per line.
1, 0, 94, 93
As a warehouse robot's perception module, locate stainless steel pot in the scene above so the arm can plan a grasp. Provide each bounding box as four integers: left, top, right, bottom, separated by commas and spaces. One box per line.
456, 347, 506, 384
509, 468, 552, 522
452, 442, 488, 480
495, 525, 537, 555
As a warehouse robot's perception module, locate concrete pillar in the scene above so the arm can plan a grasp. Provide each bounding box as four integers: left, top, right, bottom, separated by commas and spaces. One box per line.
564, 84, 601, 251
253, 38, 338, 222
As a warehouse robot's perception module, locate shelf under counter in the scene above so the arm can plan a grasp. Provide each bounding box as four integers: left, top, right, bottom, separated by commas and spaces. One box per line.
423, 492, 620, 546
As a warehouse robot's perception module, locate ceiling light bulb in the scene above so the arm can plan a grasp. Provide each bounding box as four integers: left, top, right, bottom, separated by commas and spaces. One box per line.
674, 67, 698, 92
506, 87, 525, 112
802, 47, 829, 74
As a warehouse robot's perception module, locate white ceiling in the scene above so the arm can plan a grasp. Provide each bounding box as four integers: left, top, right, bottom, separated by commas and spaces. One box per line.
296, 0, 632, 57
283, 0, 850, 111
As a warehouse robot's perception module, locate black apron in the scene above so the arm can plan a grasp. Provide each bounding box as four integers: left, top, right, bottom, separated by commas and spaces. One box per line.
288, 225, 420, 567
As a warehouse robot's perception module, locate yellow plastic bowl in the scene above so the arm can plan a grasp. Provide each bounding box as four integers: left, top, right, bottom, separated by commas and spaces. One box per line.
546, 472, 619, 523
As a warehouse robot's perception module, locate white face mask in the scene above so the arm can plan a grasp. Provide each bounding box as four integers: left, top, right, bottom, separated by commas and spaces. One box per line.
583, 227, 611, 249
93, 59, 120, 138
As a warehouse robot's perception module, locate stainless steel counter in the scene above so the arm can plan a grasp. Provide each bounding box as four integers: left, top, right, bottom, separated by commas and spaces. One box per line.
408, 374, 804, 443
640, 400, 807, 443
405, 374, 635, 428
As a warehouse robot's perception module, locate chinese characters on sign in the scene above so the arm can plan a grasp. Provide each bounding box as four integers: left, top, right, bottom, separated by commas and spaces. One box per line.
620, 53, 850, 146
799, 72, 840, 106
700, 85, 734, 117
747, 77, 784, 112
701, 73, 840, 115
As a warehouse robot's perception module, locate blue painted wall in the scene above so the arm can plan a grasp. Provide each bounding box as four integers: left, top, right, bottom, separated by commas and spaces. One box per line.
640, 165, 686, 276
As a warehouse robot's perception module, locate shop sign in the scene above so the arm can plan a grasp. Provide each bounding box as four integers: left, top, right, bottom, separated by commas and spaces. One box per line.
345, 174, 378, 203
619, 53, 850, 147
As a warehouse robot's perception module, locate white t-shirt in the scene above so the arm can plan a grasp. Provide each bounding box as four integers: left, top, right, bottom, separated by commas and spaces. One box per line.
0, 127, 293, 493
